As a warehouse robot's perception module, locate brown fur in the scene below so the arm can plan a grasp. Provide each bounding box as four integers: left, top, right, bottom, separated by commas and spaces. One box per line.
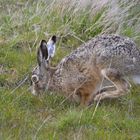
31, 34, 140, 106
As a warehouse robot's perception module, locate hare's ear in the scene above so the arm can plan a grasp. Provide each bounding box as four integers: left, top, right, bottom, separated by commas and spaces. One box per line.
47, 35, 57, 45
51, 35, 56, 44
37, 40, 48, 66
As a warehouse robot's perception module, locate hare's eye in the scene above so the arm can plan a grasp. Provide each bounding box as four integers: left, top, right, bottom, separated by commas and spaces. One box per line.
31, 75, 39, 83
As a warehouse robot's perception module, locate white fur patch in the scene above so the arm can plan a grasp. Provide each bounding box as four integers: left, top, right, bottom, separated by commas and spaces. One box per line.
132, 75, 140, 84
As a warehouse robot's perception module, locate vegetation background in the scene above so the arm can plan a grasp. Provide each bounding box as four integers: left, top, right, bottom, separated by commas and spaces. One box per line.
0, 0, 140, 139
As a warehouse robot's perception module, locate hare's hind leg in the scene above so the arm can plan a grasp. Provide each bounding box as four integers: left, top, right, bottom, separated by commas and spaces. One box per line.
96, 85, 115, 94
94, 68, 130, 101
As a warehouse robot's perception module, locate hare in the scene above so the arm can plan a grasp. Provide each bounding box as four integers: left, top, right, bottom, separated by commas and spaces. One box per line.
31, 34, 140, 106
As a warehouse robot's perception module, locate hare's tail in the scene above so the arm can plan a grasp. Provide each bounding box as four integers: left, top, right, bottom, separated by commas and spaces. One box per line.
131, 75, 140, 84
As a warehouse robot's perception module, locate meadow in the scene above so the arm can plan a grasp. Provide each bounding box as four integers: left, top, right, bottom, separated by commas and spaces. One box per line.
0, 0, 140, 139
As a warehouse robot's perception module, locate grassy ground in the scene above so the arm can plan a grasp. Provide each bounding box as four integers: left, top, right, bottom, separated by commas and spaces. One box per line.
0, 0, 140, 139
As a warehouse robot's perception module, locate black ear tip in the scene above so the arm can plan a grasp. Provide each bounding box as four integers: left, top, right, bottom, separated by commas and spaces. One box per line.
51, 35, 56, 43
52, 35, 56, 38
41, 40, 47, 44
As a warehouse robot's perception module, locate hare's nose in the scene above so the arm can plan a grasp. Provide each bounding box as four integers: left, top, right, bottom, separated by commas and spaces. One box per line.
31, 75, 39, 83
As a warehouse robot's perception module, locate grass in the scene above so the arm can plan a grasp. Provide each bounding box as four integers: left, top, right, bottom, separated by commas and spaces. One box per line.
0, 0, 140, 139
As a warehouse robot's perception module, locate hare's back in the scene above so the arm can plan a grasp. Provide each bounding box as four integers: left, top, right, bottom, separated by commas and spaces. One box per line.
92, 35, 140, 75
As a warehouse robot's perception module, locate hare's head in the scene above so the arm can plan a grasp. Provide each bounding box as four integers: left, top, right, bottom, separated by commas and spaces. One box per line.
30, 36, 56, 95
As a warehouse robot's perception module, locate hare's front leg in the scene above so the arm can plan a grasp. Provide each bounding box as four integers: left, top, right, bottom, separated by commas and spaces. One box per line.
74, 78, 101, 106
94, 68, 131, 101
